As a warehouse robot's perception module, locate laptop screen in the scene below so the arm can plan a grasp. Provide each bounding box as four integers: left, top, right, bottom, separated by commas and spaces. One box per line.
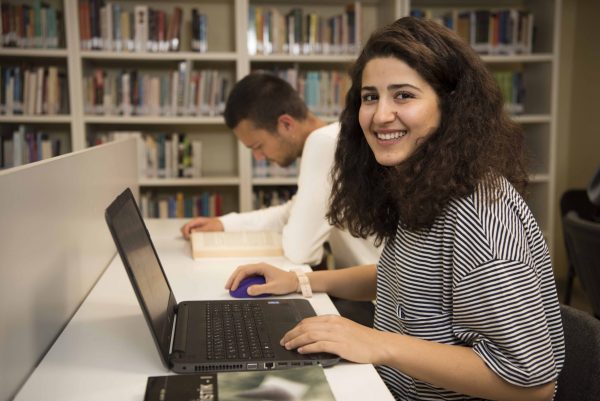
105, 188, 176, 366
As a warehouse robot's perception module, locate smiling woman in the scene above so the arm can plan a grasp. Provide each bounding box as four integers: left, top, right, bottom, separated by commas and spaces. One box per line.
324, 16, 564, 400
226, 16, 564, 401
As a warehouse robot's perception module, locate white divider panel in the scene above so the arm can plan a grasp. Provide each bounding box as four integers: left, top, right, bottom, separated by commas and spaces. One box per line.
0, 139, 138, 401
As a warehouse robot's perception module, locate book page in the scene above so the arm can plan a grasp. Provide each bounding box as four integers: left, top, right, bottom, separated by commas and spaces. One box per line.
191, 231, 283, 259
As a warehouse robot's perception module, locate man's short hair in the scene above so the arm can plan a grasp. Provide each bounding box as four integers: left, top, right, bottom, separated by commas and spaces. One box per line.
223, 72, 308, 132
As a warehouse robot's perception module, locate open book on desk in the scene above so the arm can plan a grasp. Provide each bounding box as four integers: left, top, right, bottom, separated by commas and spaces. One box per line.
191, 230, 284, 260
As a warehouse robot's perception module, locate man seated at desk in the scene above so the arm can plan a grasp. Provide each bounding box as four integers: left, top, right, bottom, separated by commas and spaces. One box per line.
180, 73, 381, 325
181, 73, 381, 269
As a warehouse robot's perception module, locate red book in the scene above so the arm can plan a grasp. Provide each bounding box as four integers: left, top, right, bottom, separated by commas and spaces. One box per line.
79, 0, 91, 46
1, 4, 10, 42
94, 69, 104, 107
167, 7, 181, 51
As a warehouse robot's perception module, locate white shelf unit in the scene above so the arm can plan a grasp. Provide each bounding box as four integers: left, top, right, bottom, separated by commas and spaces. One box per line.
64, 0, 244, 216
4, 0, 558, 247
52, 0, 404, 217
0, 6, 75, 162
244, 0, 402, 206
0, 115, 73, 123
0, 48, 70, 58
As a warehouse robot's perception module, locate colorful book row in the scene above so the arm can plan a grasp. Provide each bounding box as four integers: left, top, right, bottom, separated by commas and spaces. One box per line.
83, 63, 230, 116
79, 1, 206, 52
253, 157, 298, 179
264, 68, 350, 118
411, 8, 534, 55
493, 71, 525, 115
90, 131, 202, 179
253, 187, 297, 210
1, 65, 68, 116
248, 2, 361, 56
1, 125, 66, 169
0, 0, 62, 49
140, 191, 223, 219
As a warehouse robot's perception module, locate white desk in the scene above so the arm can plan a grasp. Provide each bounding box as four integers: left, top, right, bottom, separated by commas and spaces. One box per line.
15, 219, 393, 401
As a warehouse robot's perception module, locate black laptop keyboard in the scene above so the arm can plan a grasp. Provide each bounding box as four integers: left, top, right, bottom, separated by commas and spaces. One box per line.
206, 302, 275, 360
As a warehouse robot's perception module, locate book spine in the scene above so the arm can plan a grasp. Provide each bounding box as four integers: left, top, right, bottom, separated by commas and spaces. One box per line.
191, 8, 198, 52
168, 7, 181, 51
157, 10, 166, 52
12, 124, 24, 166
192, 140, 202, 177
46, 6, 57, 48
13, 66, 22, 114
134, 5, 148, 52
120, 8, 132, 51
247, 5, 256, 55
105, 1, 113, 51
32, 0, 42, 48
79, 0, 89, 49
35, 66, 43, 114
90, 0, 102, 50
0, 66, 4, 114
111, 3, 121, 51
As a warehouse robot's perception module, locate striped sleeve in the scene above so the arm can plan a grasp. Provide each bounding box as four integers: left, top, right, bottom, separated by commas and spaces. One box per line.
453, 258, 562, 386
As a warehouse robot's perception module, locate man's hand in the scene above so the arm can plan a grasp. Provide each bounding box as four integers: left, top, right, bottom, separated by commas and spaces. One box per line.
180, 217, 224, 240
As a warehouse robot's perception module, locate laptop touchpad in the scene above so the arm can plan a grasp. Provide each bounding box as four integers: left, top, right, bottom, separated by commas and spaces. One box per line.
264, 302, 300, 323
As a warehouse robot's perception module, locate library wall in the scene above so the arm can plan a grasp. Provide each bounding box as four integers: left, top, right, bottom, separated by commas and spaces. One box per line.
554, 0, 600, 278
565, 0, 600, 188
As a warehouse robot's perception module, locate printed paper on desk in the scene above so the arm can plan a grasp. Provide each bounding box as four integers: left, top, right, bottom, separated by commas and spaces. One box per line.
144, 365, 336, 401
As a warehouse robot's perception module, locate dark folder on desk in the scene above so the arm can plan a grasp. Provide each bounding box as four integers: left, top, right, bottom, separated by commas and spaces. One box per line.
105, 188, 339, 373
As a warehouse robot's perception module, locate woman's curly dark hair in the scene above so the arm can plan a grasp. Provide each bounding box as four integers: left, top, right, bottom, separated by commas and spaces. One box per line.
327, 17, 529, 246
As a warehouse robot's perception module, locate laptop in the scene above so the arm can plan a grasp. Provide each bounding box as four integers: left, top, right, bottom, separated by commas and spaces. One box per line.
105, 188, 339, 373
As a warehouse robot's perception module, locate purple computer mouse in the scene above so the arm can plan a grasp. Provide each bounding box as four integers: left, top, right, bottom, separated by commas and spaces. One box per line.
229, 275, 271, 298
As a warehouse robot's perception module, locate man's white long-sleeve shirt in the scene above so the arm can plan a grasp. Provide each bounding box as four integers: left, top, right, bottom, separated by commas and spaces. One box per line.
219, 122, 381, 266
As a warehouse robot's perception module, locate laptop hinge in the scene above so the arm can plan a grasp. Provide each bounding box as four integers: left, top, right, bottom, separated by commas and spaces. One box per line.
172, 303, 188, 354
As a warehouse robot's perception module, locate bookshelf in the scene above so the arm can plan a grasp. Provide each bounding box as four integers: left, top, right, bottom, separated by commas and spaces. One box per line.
0, 0, 561, 250
0, 0, 72, 166
401, 0, 562, 252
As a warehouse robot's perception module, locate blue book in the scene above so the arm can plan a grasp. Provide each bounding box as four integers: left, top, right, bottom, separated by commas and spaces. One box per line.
2, 67, 10, 111
168, 197, 176, 218
33, 0, 42, 47
184, 197, 193, 218
13, 66, 22, 114
36, 131, 44, 160
202, 192, 210, 216
199, 13, 207, 52
410, 9, 425, 18
46, 7, 58, 48
137, 72, 143, 110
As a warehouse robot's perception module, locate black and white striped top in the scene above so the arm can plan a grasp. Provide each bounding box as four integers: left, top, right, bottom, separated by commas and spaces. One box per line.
374, 176, 565, 400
